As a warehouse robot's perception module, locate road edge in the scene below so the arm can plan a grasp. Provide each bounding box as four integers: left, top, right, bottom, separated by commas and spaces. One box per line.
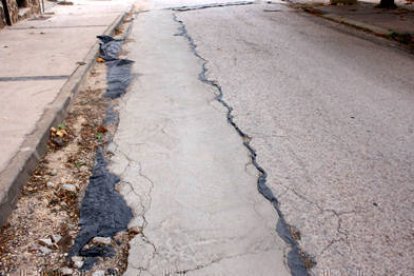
301, 5, 390, 35
0, 10, 129, 226
299, 5, 414, 47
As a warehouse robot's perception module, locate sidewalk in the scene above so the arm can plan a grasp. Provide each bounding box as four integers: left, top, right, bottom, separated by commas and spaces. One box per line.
296, 1, 414, 45
0, 0, 133, 225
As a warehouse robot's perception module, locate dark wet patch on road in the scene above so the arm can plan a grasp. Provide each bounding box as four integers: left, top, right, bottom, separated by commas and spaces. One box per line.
69, 148, 132, 269
70, 33, 135, 271
105, 59, 134, 99
104, 105, 119, 125
96, 35, 135, 100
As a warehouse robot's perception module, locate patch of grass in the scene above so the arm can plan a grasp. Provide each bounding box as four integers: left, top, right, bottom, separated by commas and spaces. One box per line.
74, 161, 86, 169
96, 132, 104, 143
57, 123, 66, 130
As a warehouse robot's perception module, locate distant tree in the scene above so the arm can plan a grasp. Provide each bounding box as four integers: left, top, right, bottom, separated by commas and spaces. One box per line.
377, 0, 397, 8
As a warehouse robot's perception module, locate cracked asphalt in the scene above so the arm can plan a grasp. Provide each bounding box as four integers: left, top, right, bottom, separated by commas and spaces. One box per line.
111, 0, 414, 275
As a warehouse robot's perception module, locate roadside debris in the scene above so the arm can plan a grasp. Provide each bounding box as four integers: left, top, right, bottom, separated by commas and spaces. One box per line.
97, 35, 135, 99
97, 35, 124, 61
0, 62, 108, 274
67, 29, 135, 271
62, 183, 77, 193
92, 237, 112, 246
49, 124, 71, 150
0, 15, 136, 274
38, 237, 55, 249
47, 181, 58, 189
60, 267, 74, 275
71, 256, 84, 269
69, 149, 133, 270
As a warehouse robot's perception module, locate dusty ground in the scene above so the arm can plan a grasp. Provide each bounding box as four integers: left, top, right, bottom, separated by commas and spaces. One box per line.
0, 20, 135, 273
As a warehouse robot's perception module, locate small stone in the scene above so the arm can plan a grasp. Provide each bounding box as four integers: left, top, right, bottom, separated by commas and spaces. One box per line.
106, 268, 117, 275
67, 223, 75, 229
38, 238, 54, 248
71, 256, 84, 269
62, 184, 77, 193
107, 142, 117, 154
92, 236, 112, 245
51, 234, 62, 243
80, 166, 89, 173
60, 267, 73, 275
92, 270, 105, 276
47, 181, 57, 189
39, 246, 52, 255
50, 169, 58, 176
29, 243, 39, 252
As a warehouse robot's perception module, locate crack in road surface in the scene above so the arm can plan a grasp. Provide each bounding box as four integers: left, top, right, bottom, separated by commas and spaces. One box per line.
117, 7, 297, 275
170, 1, 255, 12
173, 13, 314, 275
174, 2, 414, 275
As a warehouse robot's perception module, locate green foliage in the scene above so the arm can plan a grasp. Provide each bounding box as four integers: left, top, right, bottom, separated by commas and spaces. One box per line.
96, 132, 104, 143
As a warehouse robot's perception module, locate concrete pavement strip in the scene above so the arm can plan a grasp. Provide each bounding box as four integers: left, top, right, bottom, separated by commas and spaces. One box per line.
0, 9, 130, 226
117, 9, 292, 275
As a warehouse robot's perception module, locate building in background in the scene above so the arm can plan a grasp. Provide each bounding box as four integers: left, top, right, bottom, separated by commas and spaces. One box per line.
0, 0, 41, 28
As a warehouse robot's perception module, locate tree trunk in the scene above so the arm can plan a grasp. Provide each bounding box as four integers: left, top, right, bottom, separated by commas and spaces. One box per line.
377, 0, 397, 8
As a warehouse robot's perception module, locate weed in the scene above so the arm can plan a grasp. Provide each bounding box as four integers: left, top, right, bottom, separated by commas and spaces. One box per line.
96, 132, 104, 143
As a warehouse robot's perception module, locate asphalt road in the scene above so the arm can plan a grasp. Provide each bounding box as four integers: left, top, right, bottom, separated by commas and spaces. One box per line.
115, 1, 414, 275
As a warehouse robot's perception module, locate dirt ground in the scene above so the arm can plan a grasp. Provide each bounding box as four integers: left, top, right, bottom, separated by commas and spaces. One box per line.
0, 45, 134, 276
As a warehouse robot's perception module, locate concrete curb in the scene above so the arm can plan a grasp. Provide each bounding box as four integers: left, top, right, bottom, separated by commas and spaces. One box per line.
0, 11, 129, 226
300, 6, 398, 38
299, 6, 414, 47
320, 12, 390, 36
